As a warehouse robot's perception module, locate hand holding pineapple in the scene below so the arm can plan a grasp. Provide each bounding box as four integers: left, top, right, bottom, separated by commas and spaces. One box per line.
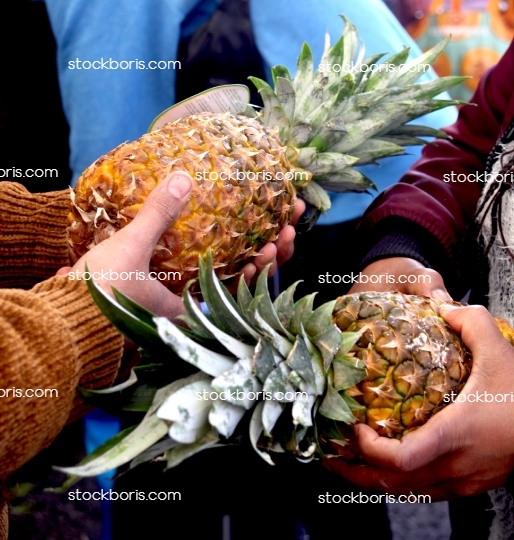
325, 303, 514, 500
350, 257, 451, 300
59, 172, 301, 318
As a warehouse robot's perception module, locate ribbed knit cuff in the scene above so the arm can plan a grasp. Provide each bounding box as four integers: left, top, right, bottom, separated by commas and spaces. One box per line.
0, 183, 71, 288
358, 217, 450, 274
32, 275, 123, 420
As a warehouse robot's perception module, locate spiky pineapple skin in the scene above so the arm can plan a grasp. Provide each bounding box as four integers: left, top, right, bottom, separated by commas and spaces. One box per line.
67, 112, 296, 293
332, 292, 472, 438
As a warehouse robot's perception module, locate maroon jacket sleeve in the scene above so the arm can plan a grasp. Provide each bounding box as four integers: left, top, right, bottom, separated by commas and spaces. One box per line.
358, 39, 514, 291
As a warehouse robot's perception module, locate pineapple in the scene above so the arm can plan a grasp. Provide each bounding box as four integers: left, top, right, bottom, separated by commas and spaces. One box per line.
56, 257, 513, 479
66, 17, 465, 294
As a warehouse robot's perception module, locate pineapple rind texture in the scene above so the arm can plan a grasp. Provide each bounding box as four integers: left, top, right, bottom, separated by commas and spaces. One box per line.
332, 292, 471, 439
67, 113, 296, 293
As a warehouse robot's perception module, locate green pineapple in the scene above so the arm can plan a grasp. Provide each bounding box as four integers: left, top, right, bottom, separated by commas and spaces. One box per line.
56, 254, 476, 479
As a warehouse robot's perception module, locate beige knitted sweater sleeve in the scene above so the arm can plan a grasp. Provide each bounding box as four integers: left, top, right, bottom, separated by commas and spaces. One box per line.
0, 182, 124, 537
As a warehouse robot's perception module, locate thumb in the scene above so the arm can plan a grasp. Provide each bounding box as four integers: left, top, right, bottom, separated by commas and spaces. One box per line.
124, 172, 192, 247
439, 304, 506, 358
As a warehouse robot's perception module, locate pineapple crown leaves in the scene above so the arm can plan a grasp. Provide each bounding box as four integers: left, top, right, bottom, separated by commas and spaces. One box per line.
248, 16, 465, 213
59, 254, 369, 480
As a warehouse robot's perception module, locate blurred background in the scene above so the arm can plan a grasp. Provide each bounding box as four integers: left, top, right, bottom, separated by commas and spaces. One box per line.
2, 0, 513, 538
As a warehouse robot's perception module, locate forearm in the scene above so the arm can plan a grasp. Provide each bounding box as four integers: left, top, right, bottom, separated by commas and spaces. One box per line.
358, 40, 514, 288
0, 275, 122, 478
0, 182, 70, 288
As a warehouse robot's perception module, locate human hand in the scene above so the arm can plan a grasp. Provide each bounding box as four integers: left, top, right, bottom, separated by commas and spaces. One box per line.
235, 198, 306, 285
57, 172, 193, 319
324, 304, 514, 500
349, 257, 451, 301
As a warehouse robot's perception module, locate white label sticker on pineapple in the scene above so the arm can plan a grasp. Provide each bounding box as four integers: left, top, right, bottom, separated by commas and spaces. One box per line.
149, 85, 250, 132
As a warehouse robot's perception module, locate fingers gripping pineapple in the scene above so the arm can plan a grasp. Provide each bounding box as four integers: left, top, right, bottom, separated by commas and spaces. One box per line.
66, 17, 464, 294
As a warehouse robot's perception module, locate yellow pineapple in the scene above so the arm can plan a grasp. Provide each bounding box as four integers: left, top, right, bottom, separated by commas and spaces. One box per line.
67, 18, 464, 294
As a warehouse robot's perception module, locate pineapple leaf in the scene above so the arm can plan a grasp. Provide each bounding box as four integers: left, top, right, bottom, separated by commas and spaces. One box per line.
294, 147, 317, 167
262, 399, 285, 436
292, 391, 316, 427
306, 152, 358, 175
365, 47, 410, 92
199, 252, 259, 342
154, 317, 235, 377
300, 325, 325, 395
79, 369, 138, 396
312, 325, 343, 372
129, 438, 178, 470
393, 35, 451, 87
47, 426, 137, 493
298, 181, 331, 211
333, 357, 367, 391
237, 275, 255, 319
338, 88, 389, 123
352, 52, 387, 88
272, 64, 292, 85
290, 293, 317, 335
293, 42, 314, 97
340, 390, 366, 412
350, 139, 406, 165
306, 300, 337, 337
273, 280, 301, 330
286, 336, 316, 389
184, 286, 256, 359
255, 264, 295, 339
340, 15, 358, 69
112, 287, 156, 328
182, 281, 215, 339
316, 169, 376, 193
250, 402, 275, 465
287, 122, 312, 146
388, 124, 449, 138
252, 337, 277, 383
377, 135, 429, 147
263, 362, 295, 402
335, 332, 362, 357
211, 358, 262, 410
275, 77, 296, 121
85, 271, 169, 355
208, 400, 246, 438
253, 301, 294, 357
166, 429, 219, 470
318, 384, 356, 423
54, 414, 167, 477
387, 75, 468, 102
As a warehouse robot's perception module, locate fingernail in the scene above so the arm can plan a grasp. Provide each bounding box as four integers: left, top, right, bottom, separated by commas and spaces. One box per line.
432, 288, 452, 302
167, 173, 192, 198
440, 304, 458, 313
